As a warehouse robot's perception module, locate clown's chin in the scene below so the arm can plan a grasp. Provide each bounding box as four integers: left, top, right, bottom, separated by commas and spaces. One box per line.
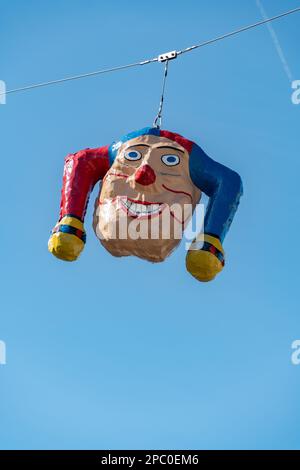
92, 204, 183, 263
99, 236, 180, 263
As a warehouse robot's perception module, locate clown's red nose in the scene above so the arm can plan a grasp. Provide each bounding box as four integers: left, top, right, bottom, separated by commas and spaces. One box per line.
134, 164, 156, 186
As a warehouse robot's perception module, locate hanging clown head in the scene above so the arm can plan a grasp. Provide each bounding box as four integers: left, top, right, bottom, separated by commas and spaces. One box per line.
94, 128, 201, 262
49, 127, 243, 282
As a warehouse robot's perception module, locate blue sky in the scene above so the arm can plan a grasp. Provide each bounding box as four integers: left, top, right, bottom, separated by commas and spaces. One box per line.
0, 0, 300, 450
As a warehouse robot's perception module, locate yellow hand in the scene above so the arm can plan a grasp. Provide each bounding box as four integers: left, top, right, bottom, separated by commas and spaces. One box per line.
48, 216, 85, 262
186, 235, 225, 282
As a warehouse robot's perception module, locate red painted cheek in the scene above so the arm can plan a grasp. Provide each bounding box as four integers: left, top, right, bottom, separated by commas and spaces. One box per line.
134, 164, 156, 186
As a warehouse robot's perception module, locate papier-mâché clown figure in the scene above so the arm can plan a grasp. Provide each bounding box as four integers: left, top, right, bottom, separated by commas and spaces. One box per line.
48, 127, 243, 282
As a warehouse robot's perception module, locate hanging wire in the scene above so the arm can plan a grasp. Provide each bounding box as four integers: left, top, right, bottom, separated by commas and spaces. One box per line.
0, 6, 300, 97
153, 60, 169, 129
1, 58, 158, 97
177, 6, 300, 56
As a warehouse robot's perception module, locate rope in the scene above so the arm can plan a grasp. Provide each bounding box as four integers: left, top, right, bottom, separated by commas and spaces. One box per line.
1, 6, 299, 97
153, 60, 169, 129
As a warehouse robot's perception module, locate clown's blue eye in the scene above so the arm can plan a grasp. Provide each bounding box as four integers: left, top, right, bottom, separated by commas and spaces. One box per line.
161, 154, 180, 166
124, 150, 142, 161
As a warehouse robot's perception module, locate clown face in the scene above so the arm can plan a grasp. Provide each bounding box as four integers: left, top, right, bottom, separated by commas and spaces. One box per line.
93, 134, 201, 262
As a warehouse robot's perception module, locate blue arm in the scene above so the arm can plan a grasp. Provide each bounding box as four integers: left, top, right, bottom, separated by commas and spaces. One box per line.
189, 143, 243, 243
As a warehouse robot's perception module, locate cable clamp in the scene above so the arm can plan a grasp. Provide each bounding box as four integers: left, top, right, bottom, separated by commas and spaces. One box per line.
158, 50, 178, 62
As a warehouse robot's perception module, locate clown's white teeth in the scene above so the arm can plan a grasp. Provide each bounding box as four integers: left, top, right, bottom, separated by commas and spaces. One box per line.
122, 199, 160, 215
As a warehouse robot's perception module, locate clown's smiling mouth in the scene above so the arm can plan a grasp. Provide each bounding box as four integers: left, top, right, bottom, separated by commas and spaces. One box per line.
120, 197, 164, 218
99, 196, 189, 223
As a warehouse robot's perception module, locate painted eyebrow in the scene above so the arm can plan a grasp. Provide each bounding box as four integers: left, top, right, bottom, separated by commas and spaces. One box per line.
126, 144, 150, 149
125, 144, 185, 154
156, 145, 185, 154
